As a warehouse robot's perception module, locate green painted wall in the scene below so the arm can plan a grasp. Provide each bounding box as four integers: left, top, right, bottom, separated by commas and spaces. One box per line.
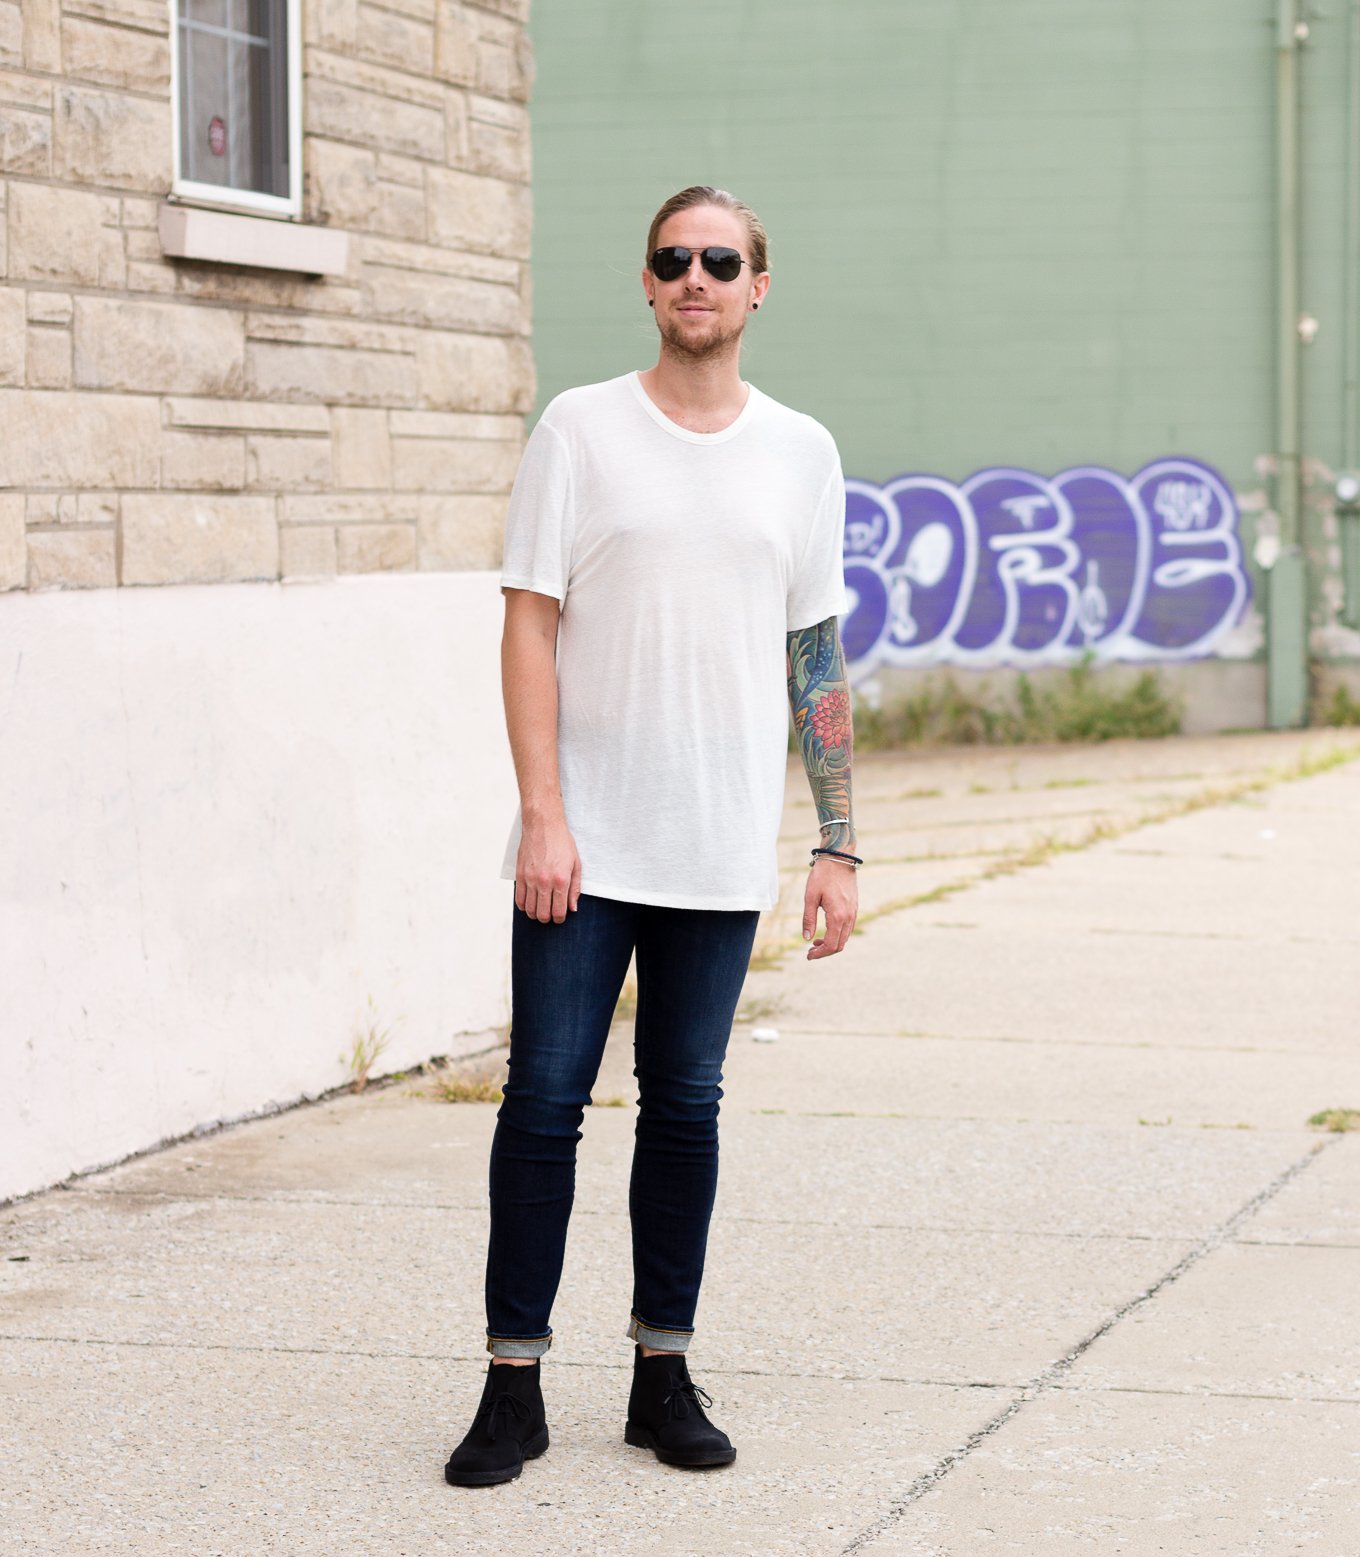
529, 1, 1280, 486
526, 1, 1360, 704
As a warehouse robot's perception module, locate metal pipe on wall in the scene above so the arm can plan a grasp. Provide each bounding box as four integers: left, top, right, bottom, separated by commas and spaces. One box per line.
1346, 0, 1360, 472
1269, 0, 1308, 728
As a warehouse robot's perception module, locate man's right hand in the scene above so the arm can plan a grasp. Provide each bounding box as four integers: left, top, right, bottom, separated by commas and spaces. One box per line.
514, 819, 582, 923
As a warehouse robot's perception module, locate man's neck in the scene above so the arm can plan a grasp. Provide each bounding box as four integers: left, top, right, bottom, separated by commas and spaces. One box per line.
641, 344, 748, 423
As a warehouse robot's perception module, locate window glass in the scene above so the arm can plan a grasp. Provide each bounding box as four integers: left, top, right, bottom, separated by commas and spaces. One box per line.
177, 0, 289, 200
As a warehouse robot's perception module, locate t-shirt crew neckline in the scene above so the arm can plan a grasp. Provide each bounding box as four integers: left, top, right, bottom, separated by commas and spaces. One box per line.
627, 369, 761, 444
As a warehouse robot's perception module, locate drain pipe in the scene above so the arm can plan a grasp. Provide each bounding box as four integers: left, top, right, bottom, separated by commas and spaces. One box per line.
1268, 0, 1308, 727
1346, 0, 1360, 474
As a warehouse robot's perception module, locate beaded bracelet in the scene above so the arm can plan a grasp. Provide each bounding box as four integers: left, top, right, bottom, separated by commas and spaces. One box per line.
810, 846, 864, 868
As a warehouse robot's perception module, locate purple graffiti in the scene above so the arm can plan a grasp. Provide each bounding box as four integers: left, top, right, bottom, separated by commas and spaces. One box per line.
841, 458, 1250, 673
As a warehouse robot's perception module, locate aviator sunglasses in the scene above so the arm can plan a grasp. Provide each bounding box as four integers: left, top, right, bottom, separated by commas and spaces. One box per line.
649, 245, 749, 283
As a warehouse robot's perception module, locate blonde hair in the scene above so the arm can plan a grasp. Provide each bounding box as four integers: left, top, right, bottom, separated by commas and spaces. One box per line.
645, 185, 769, 275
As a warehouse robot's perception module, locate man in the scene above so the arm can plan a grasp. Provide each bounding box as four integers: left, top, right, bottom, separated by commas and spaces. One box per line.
444, 185, 860, 1487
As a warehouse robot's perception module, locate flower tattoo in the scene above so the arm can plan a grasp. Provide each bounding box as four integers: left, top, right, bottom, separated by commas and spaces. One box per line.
810, 687, 851, 750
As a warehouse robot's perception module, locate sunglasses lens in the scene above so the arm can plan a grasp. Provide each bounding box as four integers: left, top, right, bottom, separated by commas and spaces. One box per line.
651, 247, 689, 281
702, 248, 743, 282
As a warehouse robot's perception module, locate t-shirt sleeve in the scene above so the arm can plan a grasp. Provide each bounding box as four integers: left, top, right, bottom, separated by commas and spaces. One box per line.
786, 458, 849, 632
499, 418, 574, 603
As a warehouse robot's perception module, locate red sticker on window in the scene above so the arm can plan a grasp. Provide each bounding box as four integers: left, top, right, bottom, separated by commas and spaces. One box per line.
208, 116, 226, 156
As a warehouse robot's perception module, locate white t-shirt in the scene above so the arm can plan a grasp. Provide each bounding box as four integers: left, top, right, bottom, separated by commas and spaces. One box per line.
498, 369, 848, 911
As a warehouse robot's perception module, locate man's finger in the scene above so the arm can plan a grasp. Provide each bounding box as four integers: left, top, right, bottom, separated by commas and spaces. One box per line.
802, 885, 821, 942
568, 856, 582, 912
551, 883, 569, 924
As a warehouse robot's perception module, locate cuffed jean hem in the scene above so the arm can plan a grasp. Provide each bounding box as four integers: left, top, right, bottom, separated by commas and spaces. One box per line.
485, 1330, 553, 1358
625, 1312, 694, 1352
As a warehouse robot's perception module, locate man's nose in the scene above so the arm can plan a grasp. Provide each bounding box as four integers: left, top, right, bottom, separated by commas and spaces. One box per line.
682, 255, 707, 284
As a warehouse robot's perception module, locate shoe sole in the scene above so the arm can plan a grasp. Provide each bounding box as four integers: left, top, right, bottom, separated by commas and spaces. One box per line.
444, 1425, 550, 1487
623, 1420, 736, 1468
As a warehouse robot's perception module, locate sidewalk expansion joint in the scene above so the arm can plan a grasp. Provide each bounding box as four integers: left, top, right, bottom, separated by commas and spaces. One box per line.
840, 1134, 1341, 1555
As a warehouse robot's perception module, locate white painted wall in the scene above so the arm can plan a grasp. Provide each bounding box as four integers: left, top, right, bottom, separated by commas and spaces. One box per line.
0, 573, 515, 1201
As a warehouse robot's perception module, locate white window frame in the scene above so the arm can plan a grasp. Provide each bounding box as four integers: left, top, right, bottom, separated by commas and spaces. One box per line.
168, 0, 303, 220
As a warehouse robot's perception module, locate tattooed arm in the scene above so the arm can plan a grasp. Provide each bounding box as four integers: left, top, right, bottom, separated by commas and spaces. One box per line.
787, 615, 858, 960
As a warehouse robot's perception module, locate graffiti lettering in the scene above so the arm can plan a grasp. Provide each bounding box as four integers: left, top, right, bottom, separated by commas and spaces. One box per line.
841, 458, 1250, 674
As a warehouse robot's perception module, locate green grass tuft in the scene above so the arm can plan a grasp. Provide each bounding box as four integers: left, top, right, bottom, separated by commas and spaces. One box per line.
851, 654, 1182, 752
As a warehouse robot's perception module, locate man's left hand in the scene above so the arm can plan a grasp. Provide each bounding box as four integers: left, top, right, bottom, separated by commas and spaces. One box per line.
803, 857, 858, 960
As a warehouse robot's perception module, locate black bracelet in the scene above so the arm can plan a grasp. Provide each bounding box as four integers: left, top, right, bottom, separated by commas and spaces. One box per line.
810, 846, 864, 865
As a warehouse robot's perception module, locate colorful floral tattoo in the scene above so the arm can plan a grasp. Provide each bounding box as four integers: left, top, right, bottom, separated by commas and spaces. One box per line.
786, 615, 855, 853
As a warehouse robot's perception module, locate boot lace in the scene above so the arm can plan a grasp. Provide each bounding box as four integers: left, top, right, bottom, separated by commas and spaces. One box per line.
662, 1379, 714, 1421
477, 1390, 531, 1443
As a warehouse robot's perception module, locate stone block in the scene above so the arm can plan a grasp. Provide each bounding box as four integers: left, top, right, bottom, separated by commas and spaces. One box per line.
0, 4, 21, 68
26, 289, 71, 324
331, 406, 392, 488
97, 223, 125, 288
305, 0, 357, 51
21, 0, 59, 71
355, 230, 519, 284
426, 167, 529, 258
281, 492, 416, 525
76, 492, 118, 526
26, 324, 71, 388
0, 286, 23, 384
0, 492, 23, 589
280, 524, 338, 579
415, 330, 533, 412
245, 434, 332, 491
415, 492, 503, 570
7, 182, 107, 284
308, 137, 427, 240
74, 296, 245, 395
361, 262, 518, 333
376, 151, 424, 187
121, 493, 278, 585
304, 78, 445, 162
465, 0, 527, 19
60, 16, 168, 90
467, 95, 528, 182
160, 430, 247, 490
120, 195, 158, 229
391, 434, 519, 492
356, 4, 432, 74
444, 85, 468, 166
28, 528, 117, 590
63, 0, 167, 31
0, 389, 160, 486
165, 398, 330, 434
0, 102, 51, 174
336, 521, 416, 572
54, 83, 170, 190
433, 0, 476, 86
124, 258, 177, 294
245, 340, 414, 406
389, 408, 520, 439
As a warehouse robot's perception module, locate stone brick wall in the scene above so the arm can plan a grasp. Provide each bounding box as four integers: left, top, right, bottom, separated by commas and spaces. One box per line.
0, 0, 534, 591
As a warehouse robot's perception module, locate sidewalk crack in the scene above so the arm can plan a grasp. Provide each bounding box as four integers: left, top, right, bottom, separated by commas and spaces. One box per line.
841, 1134, 1340, 1554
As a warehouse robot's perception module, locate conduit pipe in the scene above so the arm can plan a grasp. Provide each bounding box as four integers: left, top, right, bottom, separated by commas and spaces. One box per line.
1268, 0, 1307, 727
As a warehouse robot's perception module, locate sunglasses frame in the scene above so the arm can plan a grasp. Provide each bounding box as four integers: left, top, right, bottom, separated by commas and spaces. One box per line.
649, 245, 750, 283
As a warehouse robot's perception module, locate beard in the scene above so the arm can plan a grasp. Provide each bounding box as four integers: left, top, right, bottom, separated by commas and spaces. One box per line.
656, 306, 746, 362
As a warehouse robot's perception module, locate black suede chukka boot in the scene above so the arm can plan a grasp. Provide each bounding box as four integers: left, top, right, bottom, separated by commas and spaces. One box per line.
624, 1344, 736, 1468
444, 1358, 549, 1487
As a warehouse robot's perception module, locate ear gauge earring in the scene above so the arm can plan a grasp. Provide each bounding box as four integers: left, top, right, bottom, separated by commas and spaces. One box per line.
752, 302, 759, 310
648, 298, 654, 307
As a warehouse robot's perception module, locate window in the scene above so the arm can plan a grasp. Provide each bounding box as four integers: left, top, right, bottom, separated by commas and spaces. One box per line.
170, 0, 302, 218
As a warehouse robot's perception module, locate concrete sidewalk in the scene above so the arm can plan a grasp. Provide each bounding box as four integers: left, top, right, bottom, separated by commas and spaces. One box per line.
3, 732, 1359, 1555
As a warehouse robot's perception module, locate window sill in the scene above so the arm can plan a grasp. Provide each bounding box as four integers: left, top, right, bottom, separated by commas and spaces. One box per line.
158, 204, 348, 278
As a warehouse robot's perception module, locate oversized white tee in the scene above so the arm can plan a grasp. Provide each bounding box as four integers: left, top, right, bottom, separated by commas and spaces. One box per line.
498, 369, 848, 911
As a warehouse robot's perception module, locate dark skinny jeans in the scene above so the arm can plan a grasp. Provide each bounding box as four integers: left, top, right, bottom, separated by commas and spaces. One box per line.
484, 891, 760, 1357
